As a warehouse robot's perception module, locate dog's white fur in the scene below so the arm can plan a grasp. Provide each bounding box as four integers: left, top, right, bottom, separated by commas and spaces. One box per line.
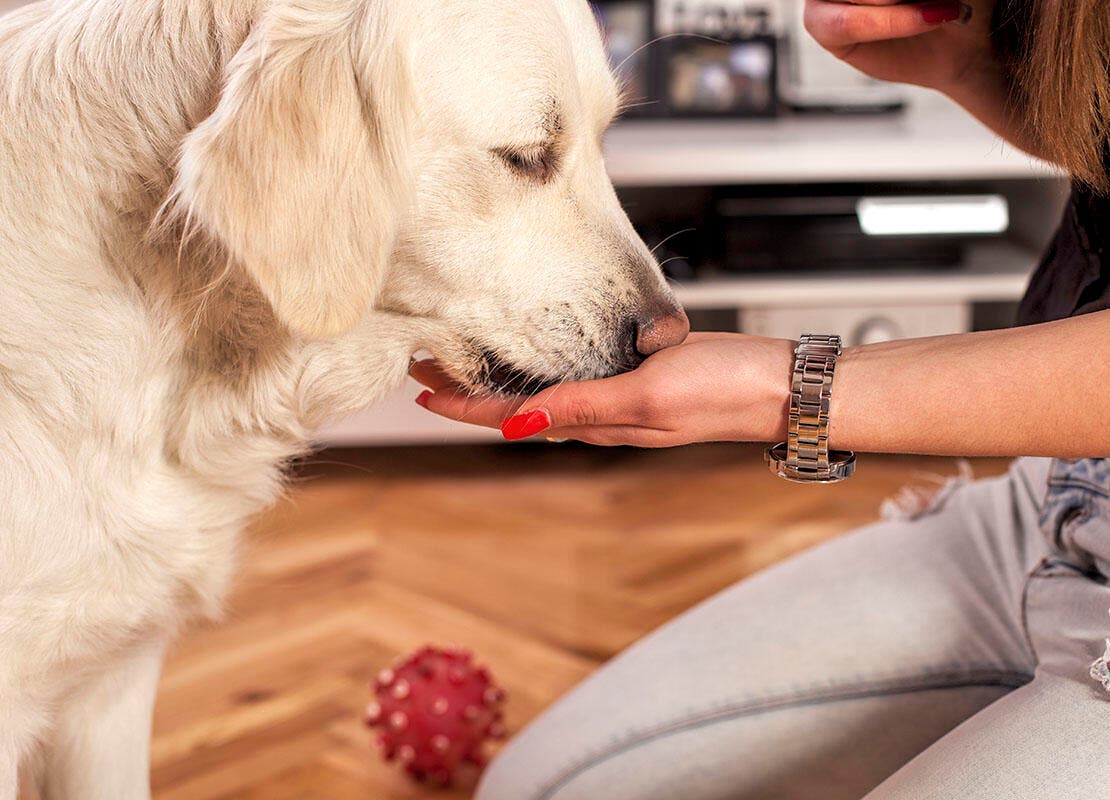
0, 0, 681, 796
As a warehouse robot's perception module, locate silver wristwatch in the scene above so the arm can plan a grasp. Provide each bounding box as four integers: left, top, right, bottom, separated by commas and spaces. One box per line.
765, 334, 857, 484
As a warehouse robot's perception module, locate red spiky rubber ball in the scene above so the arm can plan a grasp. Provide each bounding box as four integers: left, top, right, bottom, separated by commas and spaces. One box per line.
365, 645, 507, 787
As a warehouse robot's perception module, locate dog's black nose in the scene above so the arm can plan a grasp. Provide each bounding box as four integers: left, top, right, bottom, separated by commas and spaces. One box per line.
619, 305, 690, 367
636, 306, 690, 357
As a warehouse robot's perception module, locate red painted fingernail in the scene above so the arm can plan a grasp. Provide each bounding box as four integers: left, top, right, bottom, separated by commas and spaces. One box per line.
501, 409, 552, 441
920, 2, 960, 24
415, 390, 433, 408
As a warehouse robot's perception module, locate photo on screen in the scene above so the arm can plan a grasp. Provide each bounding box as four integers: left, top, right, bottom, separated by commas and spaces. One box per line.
663, 37, 777, 117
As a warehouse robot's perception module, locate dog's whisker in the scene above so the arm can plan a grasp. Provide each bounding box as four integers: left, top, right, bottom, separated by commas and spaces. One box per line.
618, 98, 661, 112
650, 228, 696, 258
613, 32, 724, 76
656, 255, 687, 274
454, 393, 503, 425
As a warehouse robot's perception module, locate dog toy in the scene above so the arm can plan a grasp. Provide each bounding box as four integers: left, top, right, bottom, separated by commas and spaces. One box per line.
365, 645, 508, 786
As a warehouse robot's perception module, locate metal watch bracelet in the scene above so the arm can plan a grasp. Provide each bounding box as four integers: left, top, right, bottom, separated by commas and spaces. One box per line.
765, 334, 857, 484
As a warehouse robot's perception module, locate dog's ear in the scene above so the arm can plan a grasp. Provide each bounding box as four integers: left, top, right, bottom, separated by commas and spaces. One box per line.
172, 3, 410, 339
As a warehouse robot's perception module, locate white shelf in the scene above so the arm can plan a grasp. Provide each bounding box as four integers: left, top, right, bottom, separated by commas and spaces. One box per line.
674, 271, 1030, 308
604, 93, 1058, 186
673, 242, 1037, 308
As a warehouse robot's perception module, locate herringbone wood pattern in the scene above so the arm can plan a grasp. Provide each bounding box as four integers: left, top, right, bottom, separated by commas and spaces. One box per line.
150, 444, 1008, 799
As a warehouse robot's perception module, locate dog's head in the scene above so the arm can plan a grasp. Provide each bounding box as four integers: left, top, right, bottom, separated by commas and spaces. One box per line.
174, 0, 687, 394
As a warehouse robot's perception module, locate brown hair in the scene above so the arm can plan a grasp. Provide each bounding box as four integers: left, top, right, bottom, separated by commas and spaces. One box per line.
995, 0, 1110, 192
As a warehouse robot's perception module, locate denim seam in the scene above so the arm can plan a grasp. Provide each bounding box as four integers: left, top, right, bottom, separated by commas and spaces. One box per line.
1046, 478, 1110, 497
1020, 560, 1103, 666
1021, 562, 1045, 665
1031, 568, 1105, 585
1021, 459, 1053, 513
533, 670, 1031, 800
1032, 555, 1106, 580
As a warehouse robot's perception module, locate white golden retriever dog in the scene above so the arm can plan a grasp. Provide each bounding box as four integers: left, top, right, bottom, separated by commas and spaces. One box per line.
0, 0, 688, 796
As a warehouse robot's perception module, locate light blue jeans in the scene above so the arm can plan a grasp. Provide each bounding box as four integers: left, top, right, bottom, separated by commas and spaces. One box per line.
477, 458, 1110, 799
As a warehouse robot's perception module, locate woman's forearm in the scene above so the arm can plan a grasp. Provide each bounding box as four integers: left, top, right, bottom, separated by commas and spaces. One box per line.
413, 312, 1110, 458
830, 311, 1110, 457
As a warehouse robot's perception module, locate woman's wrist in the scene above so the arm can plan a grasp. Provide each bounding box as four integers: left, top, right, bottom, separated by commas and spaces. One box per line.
750, 336, 814, 445
757, 337, 794, 444
827, 344, 863, 452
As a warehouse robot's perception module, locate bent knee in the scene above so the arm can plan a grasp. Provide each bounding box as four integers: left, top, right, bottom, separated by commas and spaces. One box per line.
476, 732, 669, 800
476, 743, 558, 800
476, 737, 607, 800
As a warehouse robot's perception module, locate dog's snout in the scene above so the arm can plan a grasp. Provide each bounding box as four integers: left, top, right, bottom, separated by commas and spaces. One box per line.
619, 306, 689, 365
636, 307, 690, 356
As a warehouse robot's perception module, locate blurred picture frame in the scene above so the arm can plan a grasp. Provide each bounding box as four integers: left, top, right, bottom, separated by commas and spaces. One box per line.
592, 1, 780, 120
660, 35, 778, 118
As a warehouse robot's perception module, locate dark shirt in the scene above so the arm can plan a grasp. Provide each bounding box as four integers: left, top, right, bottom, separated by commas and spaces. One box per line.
1017, 186, 1110, 324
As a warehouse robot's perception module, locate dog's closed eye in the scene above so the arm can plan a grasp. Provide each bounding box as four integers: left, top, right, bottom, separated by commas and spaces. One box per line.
492, 144, 559, 183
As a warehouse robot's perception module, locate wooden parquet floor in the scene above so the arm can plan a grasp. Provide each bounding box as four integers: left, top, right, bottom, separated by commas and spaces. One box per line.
149, 444, 1009, 799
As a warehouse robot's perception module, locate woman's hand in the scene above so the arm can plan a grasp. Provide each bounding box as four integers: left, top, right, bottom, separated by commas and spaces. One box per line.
804, 0, 1043, 159
411, 333, 793, 448
805, 0, 991, 95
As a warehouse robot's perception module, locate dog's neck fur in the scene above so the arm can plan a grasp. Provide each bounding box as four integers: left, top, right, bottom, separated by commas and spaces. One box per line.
1, 0, 280, 366
0, 1, 263, 182
0, 0, 417, 510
